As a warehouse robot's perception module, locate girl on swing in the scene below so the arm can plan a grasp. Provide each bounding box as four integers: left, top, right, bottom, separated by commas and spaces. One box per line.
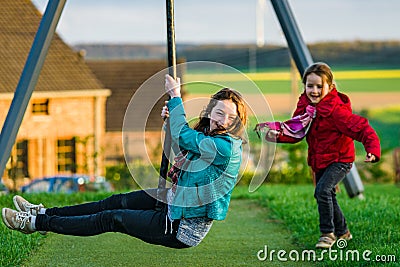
2, 74, 248, 248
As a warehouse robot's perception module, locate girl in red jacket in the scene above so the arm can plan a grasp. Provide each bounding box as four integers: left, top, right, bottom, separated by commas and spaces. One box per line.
255, 62, 381, 249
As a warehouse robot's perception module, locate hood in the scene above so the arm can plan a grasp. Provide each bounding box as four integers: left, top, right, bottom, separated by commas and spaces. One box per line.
297, 88, 351, 117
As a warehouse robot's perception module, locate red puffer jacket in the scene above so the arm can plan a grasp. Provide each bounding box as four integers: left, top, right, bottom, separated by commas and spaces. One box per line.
277, 88, 381, 172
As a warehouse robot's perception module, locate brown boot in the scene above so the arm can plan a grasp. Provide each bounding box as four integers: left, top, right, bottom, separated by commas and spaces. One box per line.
315, 232, 336, 249
337, 230, 353, 241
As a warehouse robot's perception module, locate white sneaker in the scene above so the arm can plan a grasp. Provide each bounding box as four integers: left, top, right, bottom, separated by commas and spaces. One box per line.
13, 196, 47, 235
2, 208, 36, 234
13, 195, 44, 216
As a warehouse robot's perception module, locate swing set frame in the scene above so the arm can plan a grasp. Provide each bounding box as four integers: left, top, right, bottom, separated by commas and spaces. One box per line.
0, 0, 363, 198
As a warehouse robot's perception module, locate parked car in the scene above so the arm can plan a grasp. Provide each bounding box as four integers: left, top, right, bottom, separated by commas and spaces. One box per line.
20, 175, 113, 193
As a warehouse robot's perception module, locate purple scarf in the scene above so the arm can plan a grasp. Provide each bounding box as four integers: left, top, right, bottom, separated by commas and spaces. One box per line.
255, 105, 316, 140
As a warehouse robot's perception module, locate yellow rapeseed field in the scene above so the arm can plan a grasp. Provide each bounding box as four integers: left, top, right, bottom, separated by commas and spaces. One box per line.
186, 69, 400, 81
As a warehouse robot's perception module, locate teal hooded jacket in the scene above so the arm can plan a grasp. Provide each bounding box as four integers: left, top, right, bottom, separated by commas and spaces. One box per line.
167, 97, 242, 221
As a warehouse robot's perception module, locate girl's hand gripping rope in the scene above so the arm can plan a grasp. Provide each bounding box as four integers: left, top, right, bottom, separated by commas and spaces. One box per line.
165, 74, 181, 98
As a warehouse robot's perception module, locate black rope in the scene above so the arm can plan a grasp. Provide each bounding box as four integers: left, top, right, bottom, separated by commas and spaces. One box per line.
156, 0, 176, 210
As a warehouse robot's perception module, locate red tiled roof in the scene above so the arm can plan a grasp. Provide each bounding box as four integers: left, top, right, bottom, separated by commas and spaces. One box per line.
0, 0, 104, 93
86, 60, 177, 131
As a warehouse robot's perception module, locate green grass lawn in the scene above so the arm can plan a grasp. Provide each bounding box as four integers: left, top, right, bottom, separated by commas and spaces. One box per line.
366, 106, 400, 153
6, 198, 309, 267
336, 78, 400, 93
0, 192, 113, 267
1, 184, 399, 266
233, 184, 400, 266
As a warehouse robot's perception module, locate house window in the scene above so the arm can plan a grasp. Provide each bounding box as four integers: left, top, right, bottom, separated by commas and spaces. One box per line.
16, 140, 29, 177
57, 138, 76, 173
7, 140, 29, 179
32, 99, 49, 115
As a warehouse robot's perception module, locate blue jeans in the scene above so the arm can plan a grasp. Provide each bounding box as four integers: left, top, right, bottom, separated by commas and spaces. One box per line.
314, 162, 352, 236
35, 189, 189, 249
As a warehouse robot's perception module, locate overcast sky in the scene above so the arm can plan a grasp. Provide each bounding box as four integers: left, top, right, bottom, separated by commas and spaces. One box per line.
31, 0, 400, 46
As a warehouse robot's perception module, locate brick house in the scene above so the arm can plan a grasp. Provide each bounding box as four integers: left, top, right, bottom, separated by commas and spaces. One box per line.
0, 1, 110, 188
86, 60, 184, 165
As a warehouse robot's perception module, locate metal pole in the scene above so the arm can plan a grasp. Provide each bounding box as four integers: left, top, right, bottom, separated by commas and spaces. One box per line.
270, 0, 364, 198
270, 0, 313, 75
156, 0, 176, 207
0, 1, 66, 180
